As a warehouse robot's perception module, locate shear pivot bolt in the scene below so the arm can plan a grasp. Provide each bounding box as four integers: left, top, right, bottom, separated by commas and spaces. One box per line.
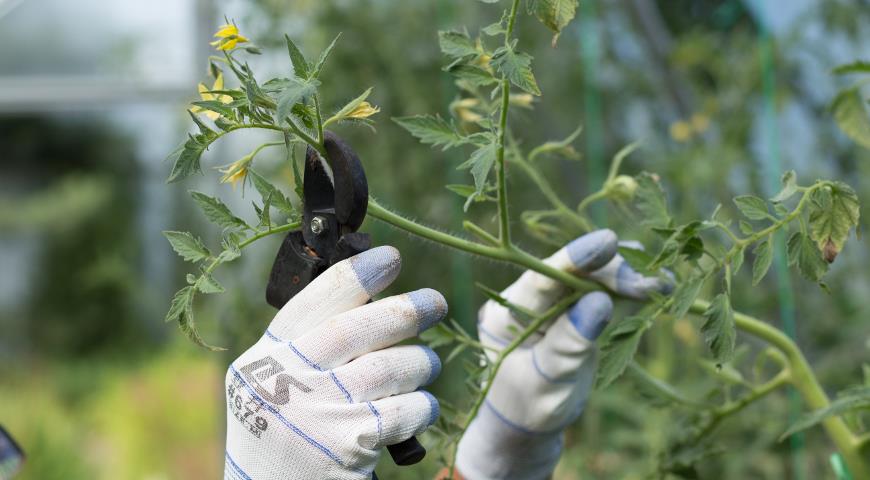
310, 216, 327, 235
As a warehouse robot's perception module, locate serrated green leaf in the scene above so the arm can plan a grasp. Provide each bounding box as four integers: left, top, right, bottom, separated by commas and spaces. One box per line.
163, 231, 210, 263
166, 286, 194, 323
215, 116, 237, 132
196, 272, 225, 294
650, 221, 709, 268
459, 142, 497, 195
187, 110, 215, 136
669, 270, 710, 320
217, 245, 241, 263
781, 386, 870, 440
634, 172, 671, 229
448, 65, 498, 86
176, 293, 224, 351
617, 246, 656, 276
482, 20, 506, 36
275, 78, 319, 126
393, 115, 468, 150
248, 170, 295, 216
445, 184, 477, 198
312, 33, 341, 78
739, 220, 754, 235
420, 323, 458, 349
832, 60, 870, 75
752, 237, 773, 285
190, 100, 235, 119
733, 195, 769, 220
771, 170, 798, 203
438, 30, 479, 59
284, 34, 310, 79
258, 191, 273, 229
491, 46, 541, 96
190, 191, 250, 230
808, 182, 860, 262
701, 293, 736, 364
530, 0, 578, 46
167, 133, 214, 183
731, 246, 745, 276
832, 86, 870, 149
787, 231, 828, 283
597, 315, 650, 388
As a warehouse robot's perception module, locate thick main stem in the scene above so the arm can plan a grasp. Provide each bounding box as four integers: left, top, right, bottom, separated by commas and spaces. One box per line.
367, 199, 599, 293
492, 0, 523, 247
690, 300, 868, 479
495, 80, 512, 247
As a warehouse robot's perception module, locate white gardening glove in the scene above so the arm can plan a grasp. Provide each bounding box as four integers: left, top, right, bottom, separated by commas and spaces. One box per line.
224, 246, 446, 480
455, 230, 671, 480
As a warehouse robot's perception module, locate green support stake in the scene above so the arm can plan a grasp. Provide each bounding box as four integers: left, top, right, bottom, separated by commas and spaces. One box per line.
830, 453, 854, 480
578, 0, 605, 226
757, 9, 805, 479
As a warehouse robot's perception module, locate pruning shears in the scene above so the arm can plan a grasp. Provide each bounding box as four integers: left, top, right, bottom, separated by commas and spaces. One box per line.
265, 131, 427, 474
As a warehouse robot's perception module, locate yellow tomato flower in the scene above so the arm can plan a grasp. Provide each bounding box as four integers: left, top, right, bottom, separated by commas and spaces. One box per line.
218, 154, 253, 189
450, 98, 482, 123
457, 108, 483, 123
210, 24, 249, 51
669, 120, 692, 142
509, 93, 534, 108
346, 101, 380, 119
214, 24, 240, 38
190, 72, 232, 120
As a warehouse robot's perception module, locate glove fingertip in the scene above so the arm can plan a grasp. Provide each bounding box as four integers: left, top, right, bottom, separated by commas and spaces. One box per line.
568, 292, 613, 341
566, 229, 618, 272
350, 245, 402, 296
408, 288, 448, 333
419, 345, 442, 386
420, 390, 440, 426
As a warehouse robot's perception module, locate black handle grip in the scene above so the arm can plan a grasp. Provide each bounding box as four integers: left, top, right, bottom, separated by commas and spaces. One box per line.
387, 436, 426, 465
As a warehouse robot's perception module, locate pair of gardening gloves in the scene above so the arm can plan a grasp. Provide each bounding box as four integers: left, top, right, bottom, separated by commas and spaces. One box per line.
224, 230, 669, 480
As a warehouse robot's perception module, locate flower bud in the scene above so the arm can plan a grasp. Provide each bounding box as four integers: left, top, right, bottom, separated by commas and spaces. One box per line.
607, 175, 638, 201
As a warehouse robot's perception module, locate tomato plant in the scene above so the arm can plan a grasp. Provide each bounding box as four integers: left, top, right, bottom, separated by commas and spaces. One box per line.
163, 3, 869, 478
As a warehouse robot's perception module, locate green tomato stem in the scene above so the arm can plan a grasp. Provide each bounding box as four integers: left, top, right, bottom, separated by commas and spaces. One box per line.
689, 299, 868, 479
628, 361, 710, 408
495, 79, 512, 247
510, 149, 593, 232
576, 188, 609, 215
201, 221, 301, 278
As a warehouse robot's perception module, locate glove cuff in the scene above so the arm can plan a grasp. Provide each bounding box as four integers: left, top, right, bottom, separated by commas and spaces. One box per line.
454, 401, 562, 480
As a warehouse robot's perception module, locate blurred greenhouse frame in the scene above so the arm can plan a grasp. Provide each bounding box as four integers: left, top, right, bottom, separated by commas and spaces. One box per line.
1, 0, 869, 479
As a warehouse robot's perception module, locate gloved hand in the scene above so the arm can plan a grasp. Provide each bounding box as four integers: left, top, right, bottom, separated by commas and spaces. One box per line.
224, 246, 446, 480
454, 230, 670, 480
